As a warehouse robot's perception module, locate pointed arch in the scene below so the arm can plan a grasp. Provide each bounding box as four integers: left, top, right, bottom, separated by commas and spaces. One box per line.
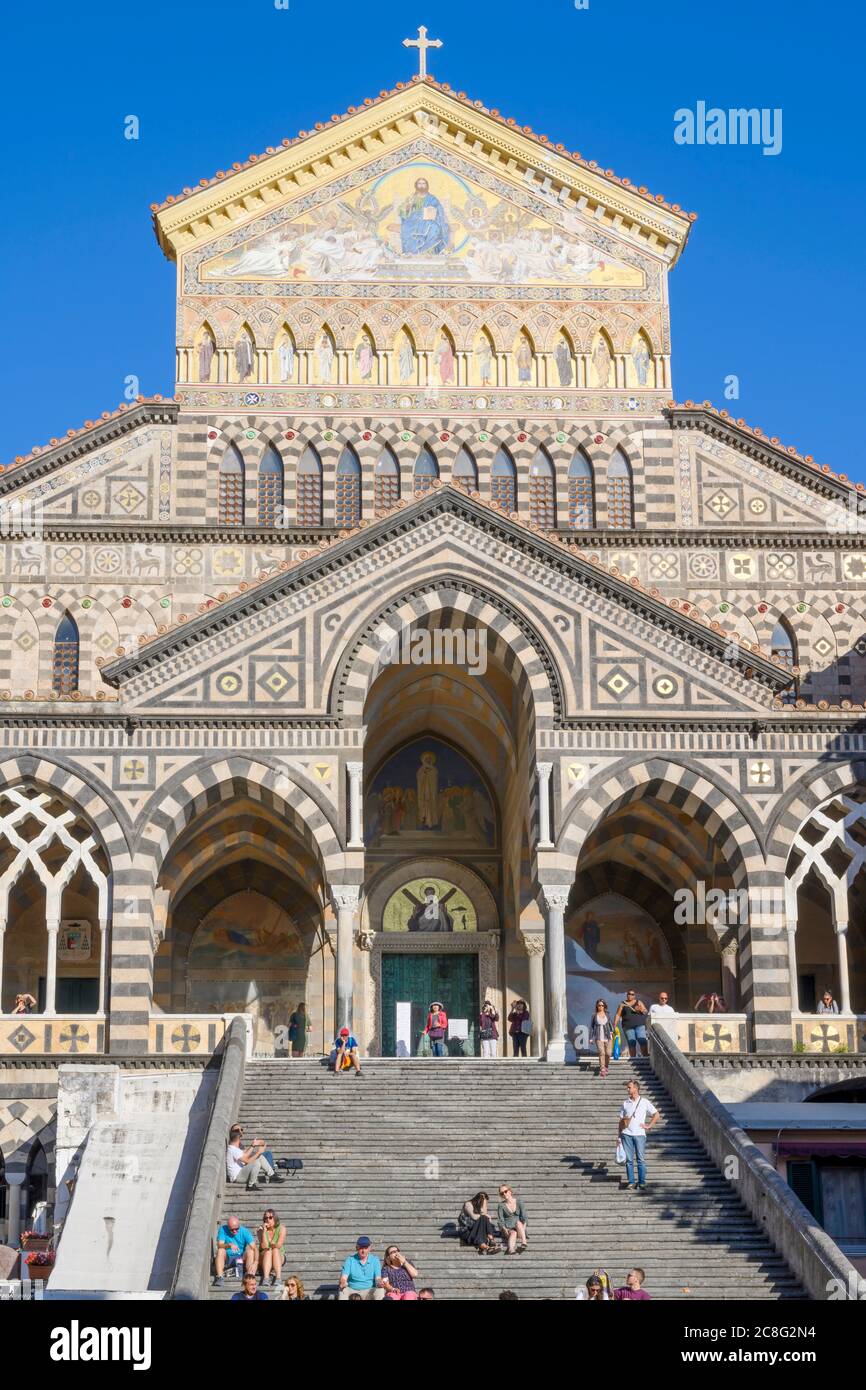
607, 447, 634, 529
491, 446, 517, 513
297, 445, 323, 526
771, 616, 797, 672
568, 449, 595, 529
52, 612, 79, 695
529, 447, 556, 528
452, 445, 478, 493
414, 445, 439, 497
335, 445, 362, 528
258, 445, 284, 527
374, 445, 400, 512
218, 442, 245, 527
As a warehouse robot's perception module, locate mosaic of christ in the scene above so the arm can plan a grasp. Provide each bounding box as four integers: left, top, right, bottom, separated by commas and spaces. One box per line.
202, 162, 645, 287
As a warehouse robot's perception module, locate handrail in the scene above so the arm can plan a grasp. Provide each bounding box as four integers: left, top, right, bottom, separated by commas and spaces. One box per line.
170, 1017, 248, 1301
649, 1023, 861, 1300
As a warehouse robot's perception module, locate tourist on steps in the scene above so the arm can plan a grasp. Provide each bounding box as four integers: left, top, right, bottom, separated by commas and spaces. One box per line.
589, 999, 615, 1076
507, 1000, 531, 1057
288, 1000, 311, 1057
330, 1026, 363, 1075
613, 1267, 651, 1300
257, 1208, 285, 1287
226, 1127, 283, 1190
213, 1215, 257, 1286
618, 1079, 659, 1192
458, 1191, 500, 1254
614, 989, 648, 1058
279, 1274, 308, 1300
496, 1184, 528, 1254
576, 1270, 611, 1300
231, 1271, 268, 1302
479, 1001, 500, 1058
337, 1236, 385, 1300
649, 991, 676, 1019
418, 1287, 435, 1299
694, 991, 727, 1013
381, 1244, 419, 1299
424, 1001, 449, 1057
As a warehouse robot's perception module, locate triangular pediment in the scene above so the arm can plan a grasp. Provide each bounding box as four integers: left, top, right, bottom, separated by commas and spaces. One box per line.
154, 83, 692, 270
102, 487, 790, 717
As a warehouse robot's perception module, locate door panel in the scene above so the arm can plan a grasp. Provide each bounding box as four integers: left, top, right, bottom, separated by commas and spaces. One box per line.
381, 954, 478, 1056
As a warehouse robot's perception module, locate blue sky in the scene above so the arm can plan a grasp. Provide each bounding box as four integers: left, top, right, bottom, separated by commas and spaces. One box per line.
2, 0, 863, 476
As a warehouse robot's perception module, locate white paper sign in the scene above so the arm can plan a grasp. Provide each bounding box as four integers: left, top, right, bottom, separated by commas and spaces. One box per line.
449, 1017, 469, 1040
395, 1001, 412, 1057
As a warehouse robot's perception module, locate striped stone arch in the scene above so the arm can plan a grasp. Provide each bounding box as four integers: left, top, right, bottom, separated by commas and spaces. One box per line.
556, 756, 764, 892
766, 758, 866, 877
336, 579, 561, 728
577, 425, 644, 531
133, 757, 343, 889
0, 756, 129, 864
0, 1110, 56, 1198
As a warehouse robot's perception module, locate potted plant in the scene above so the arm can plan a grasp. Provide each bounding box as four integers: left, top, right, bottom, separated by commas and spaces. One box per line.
24, 1249, 54, 1281
20, 1229, 52, 1253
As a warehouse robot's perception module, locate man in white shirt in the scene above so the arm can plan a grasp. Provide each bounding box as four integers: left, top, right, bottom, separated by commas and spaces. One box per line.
226, 1124, 281, 1190
648, 991, 676, 1017
618, 1079, 659, 1192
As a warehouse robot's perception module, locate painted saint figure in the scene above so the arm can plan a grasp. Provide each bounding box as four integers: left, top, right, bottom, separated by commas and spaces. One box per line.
355, 334, 375, 381
476, 339, 493, 387
198, 335, 215, 383
592, 337, 612, 387
407, 885, 454, 933
398, 177, 450, 256
631, 339, 651, 385
435, 335, 455, 385
278, 337, 295, 383
398, 334, 415, 382
235, 333, 254, 382
516, 338, 533, 384
554, 338, 573, 387
317, 333, 335, 383
416, 750, 440, 828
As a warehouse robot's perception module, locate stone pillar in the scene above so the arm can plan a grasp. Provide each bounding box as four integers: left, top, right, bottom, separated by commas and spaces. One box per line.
522, 933, 546, 1058
96, 914, 109, 1015
0, 924, 5, 1012
44, 918, 59, 1017
346, 762, 364, 848
6, 1174, 24, 1247
720, 939, 739, 1011
536, 762, 553, 848
540, 886, 569, 1062
332, 887, 360, 1033
834, 917, 852, 1014
786, 921, 799, 1013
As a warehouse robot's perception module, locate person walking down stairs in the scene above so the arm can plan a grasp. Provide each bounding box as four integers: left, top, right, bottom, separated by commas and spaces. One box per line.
589, 999, 615, 1077
618, 1079, 659, 1192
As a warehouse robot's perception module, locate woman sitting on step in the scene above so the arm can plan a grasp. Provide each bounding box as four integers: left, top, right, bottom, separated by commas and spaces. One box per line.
458, 1192, 500, 1255
257, 1208, 286, 1287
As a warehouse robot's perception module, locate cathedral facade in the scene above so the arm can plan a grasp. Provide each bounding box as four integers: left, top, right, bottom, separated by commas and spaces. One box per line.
0, 72, 864, 1140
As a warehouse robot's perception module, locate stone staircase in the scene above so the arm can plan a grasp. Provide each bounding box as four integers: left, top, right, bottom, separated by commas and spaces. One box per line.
209, 1056, 804, 1300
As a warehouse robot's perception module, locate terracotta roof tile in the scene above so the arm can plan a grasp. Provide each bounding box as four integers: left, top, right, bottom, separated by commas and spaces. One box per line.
669, 401, 861, 492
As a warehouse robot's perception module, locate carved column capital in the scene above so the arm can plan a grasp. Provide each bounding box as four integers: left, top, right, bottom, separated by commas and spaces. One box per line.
346, 761, 364, 780
521, 932, 546, 959
540, 885, 570, 914
331, 886, 361, 912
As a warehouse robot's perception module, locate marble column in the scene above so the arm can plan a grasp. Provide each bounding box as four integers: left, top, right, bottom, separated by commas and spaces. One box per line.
44, 919, 59, 1017
536, 762, 553, 847
522, 932, 546, 1058
720, 939, 739, 1011
346, 762, 364, 848
0, 924, 5, 1012
540, 887, 569, 1062
834, 915, 852, 1014
5, 1174, 24, 1247
785, 921, 799, 1013
97, 914, 109, 1015
332, 887, 360, 1033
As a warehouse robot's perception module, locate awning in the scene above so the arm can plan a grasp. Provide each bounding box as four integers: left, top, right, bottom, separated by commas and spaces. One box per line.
777, 1140, 866, 1159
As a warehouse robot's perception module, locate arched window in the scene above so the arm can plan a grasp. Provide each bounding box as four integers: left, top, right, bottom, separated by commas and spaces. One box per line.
771, 618, 796, 671
53, 612, 79, 695
374, 448, 400, 512
529, 448, 556, 527
218, 443, 245, 527
336, 446, 362, 528
452, 447, 478, 492
491, 448, 517, 513
607, 449, 634, 529
297, 446, 323, 527
568, 451, 595, 529
414, 447, 439, 497
257, 446, 284, 527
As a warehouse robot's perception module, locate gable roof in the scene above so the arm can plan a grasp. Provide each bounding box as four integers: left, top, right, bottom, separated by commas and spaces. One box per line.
0, 398, 178, 492
151, 78, 695, 265
101, 481, 791, 694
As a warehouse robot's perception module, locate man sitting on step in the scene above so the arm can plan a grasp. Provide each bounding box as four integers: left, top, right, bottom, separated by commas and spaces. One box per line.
330, 1026, 363, 1075
213, 1215, 257, 1287
337, 1236, 385, 1300
227, 1125, 285, 1189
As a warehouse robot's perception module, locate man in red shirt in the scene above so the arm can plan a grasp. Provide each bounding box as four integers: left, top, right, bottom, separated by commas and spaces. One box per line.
614, 1268, 651, 1300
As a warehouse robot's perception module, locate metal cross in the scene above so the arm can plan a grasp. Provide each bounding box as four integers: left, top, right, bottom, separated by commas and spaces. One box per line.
403, 25, 442, 79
